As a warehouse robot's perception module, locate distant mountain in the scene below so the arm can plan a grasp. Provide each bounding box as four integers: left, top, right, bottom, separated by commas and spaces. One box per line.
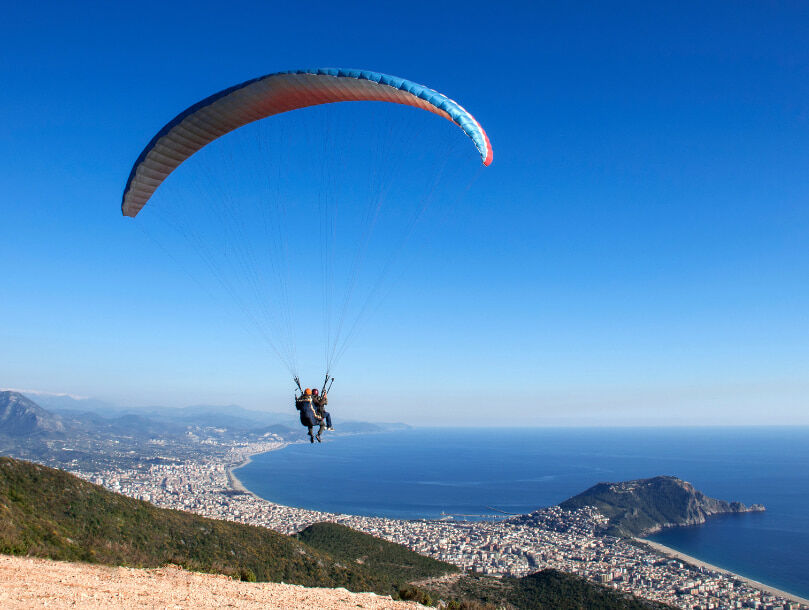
0, 391, 408, 470
18, 392, 299, 439
3, 392, 190, 440
253, 423, 295, 437
0, 391, 65, 437
24, 391, 411, 434
336, 421, 413, 433
559, 475, 765, 537
23, 393, 119, 416
141, 404, 291, 430
32, 394, 286, 427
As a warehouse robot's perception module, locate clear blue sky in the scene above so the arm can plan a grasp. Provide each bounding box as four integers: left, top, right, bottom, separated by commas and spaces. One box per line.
2, 1, 808, 425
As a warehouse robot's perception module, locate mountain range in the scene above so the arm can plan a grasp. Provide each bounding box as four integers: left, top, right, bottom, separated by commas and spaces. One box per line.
10, 390, 408, 435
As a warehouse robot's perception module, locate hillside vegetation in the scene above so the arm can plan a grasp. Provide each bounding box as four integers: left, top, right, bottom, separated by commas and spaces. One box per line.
0, 457, 447, 595
297, 522, 457, 582
415, 570, 671, 610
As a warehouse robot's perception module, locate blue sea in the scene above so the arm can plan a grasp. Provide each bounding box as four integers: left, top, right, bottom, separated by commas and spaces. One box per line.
235, 427, 809, 598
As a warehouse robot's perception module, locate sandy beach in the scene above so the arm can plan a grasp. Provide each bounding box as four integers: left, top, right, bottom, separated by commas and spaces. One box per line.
637, 538, 809, 607
227, 455, 254, 493
227, 441, 303, 495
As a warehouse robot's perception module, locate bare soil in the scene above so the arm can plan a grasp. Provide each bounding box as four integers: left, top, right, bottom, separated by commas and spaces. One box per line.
0, 554, 425, 609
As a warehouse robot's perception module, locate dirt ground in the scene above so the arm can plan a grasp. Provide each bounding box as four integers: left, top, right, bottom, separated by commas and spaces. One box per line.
0, 554, 425, 609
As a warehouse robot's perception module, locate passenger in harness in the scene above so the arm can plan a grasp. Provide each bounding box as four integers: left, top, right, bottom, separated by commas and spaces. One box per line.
312, 389, 333, 431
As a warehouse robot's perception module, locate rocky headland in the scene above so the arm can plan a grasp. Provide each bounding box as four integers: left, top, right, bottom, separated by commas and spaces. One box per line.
559, 475, 765, 537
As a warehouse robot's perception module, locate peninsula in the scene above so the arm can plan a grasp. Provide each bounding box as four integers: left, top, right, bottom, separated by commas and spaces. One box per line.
558, 475, 766, 537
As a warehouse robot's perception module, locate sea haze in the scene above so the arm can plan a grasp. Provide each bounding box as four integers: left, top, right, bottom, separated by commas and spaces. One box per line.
235, 427, 809, 598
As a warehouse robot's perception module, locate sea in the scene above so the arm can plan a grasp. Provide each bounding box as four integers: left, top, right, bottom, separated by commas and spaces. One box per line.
234, 427, 809, 598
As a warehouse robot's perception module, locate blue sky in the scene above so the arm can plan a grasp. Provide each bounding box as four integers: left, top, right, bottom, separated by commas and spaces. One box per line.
1, 1, 808, 425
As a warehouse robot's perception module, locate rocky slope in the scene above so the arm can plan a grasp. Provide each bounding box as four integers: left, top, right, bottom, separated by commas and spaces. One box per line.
560, 475, 765, 537
0, 554, 424, 609
0, 391, 65, 437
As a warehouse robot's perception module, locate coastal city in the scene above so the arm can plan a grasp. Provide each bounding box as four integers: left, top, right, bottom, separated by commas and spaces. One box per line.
71, 440, 807, 610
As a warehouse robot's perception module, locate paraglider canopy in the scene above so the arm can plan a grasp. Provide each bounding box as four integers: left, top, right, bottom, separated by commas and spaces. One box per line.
122, 68, 493, 218
122, 68, 492, 383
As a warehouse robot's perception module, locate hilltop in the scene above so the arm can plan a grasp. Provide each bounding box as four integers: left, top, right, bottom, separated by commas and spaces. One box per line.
0, 456, 452, 596
559, 475, 765, 537
297, 523, 457, 584
0, 391, 65, 437
0, 554, 420, 609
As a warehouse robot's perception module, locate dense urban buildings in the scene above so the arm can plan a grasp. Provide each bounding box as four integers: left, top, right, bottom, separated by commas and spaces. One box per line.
71, 440, 806, 610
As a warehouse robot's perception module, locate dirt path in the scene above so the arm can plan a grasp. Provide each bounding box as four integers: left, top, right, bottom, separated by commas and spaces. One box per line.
0, 554, 425, 609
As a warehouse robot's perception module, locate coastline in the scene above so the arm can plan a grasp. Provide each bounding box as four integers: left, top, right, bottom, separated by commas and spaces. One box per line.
223, 441, 808, 609
637, 538, 809, 607
227, 455, 252, 494
227, 443, 290, 496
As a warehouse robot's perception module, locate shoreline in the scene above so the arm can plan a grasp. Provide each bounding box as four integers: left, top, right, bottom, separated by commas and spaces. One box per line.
224, 442, 808, 608
637, 538, 809, 607
227, 455, 252, 494
227, 443, 292, 496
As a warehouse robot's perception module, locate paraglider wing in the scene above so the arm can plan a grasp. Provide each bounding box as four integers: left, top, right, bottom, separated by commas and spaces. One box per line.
121, 68, 493, 217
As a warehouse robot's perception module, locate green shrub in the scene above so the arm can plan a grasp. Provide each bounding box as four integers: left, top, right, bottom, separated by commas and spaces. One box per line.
239, 568, 256, 582
398, 584, 434, 606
